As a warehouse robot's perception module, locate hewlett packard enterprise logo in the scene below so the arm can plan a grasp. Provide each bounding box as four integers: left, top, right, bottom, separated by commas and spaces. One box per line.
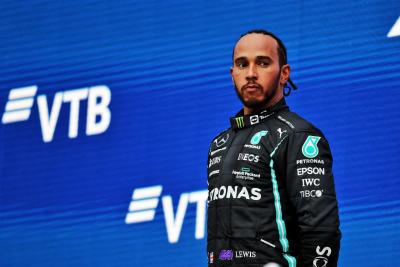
2, 85, 111, 142
125, 185, 208, 244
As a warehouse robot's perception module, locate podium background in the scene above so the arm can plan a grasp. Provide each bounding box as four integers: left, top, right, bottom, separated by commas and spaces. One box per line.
1, 1, 400, 266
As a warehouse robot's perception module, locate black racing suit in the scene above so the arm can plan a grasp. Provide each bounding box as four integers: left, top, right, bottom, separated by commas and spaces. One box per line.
207, 99, 341, 267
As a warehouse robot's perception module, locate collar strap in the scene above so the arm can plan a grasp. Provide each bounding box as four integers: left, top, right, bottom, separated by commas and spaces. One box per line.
230, 98, 288, 130
230, 111, 275, 130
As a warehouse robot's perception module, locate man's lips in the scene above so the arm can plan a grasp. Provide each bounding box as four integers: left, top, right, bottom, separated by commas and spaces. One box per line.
242, 84, 261, 92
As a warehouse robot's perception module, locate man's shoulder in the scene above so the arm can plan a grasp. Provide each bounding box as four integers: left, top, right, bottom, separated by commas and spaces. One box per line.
275, 109, 325, 137
210, 127, 229, 138
209, 128, 230, 145
208, 128, 231, 156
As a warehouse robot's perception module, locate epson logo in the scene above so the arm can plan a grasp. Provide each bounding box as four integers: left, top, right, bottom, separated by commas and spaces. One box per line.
297, 167, 325, 176
2, 85, 111, 143
125, 186, 208, 244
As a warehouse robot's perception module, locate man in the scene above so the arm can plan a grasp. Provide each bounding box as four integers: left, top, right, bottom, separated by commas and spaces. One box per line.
207, 30, 341, 267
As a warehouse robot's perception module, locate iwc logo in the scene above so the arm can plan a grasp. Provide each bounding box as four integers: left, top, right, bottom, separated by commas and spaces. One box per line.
302, 135, 321, 158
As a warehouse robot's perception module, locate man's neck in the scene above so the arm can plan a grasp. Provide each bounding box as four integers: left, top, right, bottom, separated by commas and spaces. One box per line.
243, 95, 284, 115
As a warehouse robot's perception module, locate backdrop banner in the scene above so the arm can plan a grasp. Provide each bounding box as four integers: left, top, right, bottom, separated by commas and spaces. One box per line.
1, 1, 400, 266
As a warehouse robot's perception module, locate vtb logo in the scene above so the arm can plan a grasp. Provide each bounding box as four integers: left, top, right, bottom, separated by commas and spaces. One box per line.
125, 185, 208, 244
2, 85, 111, 142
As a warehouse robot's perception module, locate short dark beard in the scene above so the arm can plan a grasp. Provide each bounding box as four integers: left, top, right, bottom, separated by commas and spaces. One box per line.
234, 72, 281, 111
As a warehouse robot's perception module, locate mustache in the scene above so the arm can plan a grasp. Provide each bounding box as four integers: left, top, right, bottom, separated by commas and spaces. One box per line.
241, 82, 262, 91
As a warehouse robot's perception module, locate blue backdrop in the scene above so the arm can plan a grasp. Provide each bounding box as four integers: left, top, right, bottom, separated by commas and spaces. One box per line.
1, 0, 400, 266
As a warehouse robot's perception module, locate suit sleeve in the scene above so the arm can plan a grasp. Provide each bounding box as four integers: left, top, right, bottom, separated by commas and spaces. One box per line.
283, 131, 341, 267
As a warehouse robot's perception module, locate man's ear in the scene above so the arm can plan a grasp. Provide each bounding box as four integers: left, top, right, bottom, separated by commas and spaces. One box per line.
280, 64, 291, 85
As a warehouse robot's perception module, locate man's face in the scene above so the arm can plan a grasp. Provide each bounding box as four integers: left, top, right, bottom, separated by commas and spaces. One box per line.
231, 33, 285, 110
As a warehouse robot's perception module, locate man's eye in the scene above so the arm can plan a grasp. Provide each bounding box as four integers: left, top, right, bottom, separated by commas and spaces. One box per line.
258, 61, 269, 67
236, 62, 247, 68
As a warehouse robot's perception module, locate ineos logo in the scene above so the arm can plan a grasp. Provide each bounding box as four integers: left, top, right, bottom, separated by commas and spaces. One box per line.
237, 153, 259, 163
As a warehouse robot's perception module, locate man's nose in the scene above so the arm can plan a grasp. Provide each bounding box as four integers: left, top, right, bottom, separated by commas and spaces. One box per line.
246, 63, 258, 80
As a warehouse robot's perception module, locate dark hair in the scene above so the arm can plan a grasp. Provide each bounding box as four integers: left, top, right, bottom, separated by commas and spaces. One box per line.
232, 29, 297, 94
232, 29, 288, 67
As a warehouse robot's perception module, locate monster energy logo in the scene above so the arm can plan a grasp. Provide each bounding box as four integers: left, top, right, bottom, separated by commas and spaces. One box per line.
235, 117, 244, 128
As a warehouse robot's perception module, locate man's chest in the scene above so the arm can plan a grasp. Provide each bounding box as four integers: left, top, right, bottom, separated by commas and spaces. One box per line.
208, 127, 276, 189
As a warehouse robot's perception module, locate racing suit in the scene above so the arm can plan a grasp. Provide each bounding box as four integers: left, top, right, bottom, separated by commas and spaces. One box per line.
207, 98, 341, 267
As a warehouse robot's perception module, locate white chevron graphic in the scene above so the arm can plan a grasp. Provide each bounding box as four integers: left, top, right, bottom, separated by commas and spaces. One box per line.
2, 86, 38, 124
125, 185, 163, 224
387, 16, 400, 38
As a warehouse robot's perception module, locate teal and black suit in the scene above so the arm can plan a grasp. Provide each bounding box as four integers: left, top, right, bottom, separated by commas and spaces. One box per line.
207, 99, 341, 267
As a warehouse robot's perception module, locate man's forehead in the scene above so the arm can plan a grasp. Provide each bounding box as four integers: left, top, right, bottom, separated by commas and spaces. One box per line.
233, 33, 279, 59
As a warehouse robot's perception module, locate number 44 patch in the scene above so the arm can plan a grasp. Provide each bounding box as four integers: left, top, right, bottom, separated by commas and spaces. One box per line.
302, 136, 321, 158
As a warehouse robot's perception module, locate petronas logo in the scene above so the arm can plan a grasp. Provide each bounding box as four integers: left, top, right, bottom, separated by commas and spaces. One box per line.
235, 117, 244, 128
302, 136, 321, 158
250, 130, 268, 145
